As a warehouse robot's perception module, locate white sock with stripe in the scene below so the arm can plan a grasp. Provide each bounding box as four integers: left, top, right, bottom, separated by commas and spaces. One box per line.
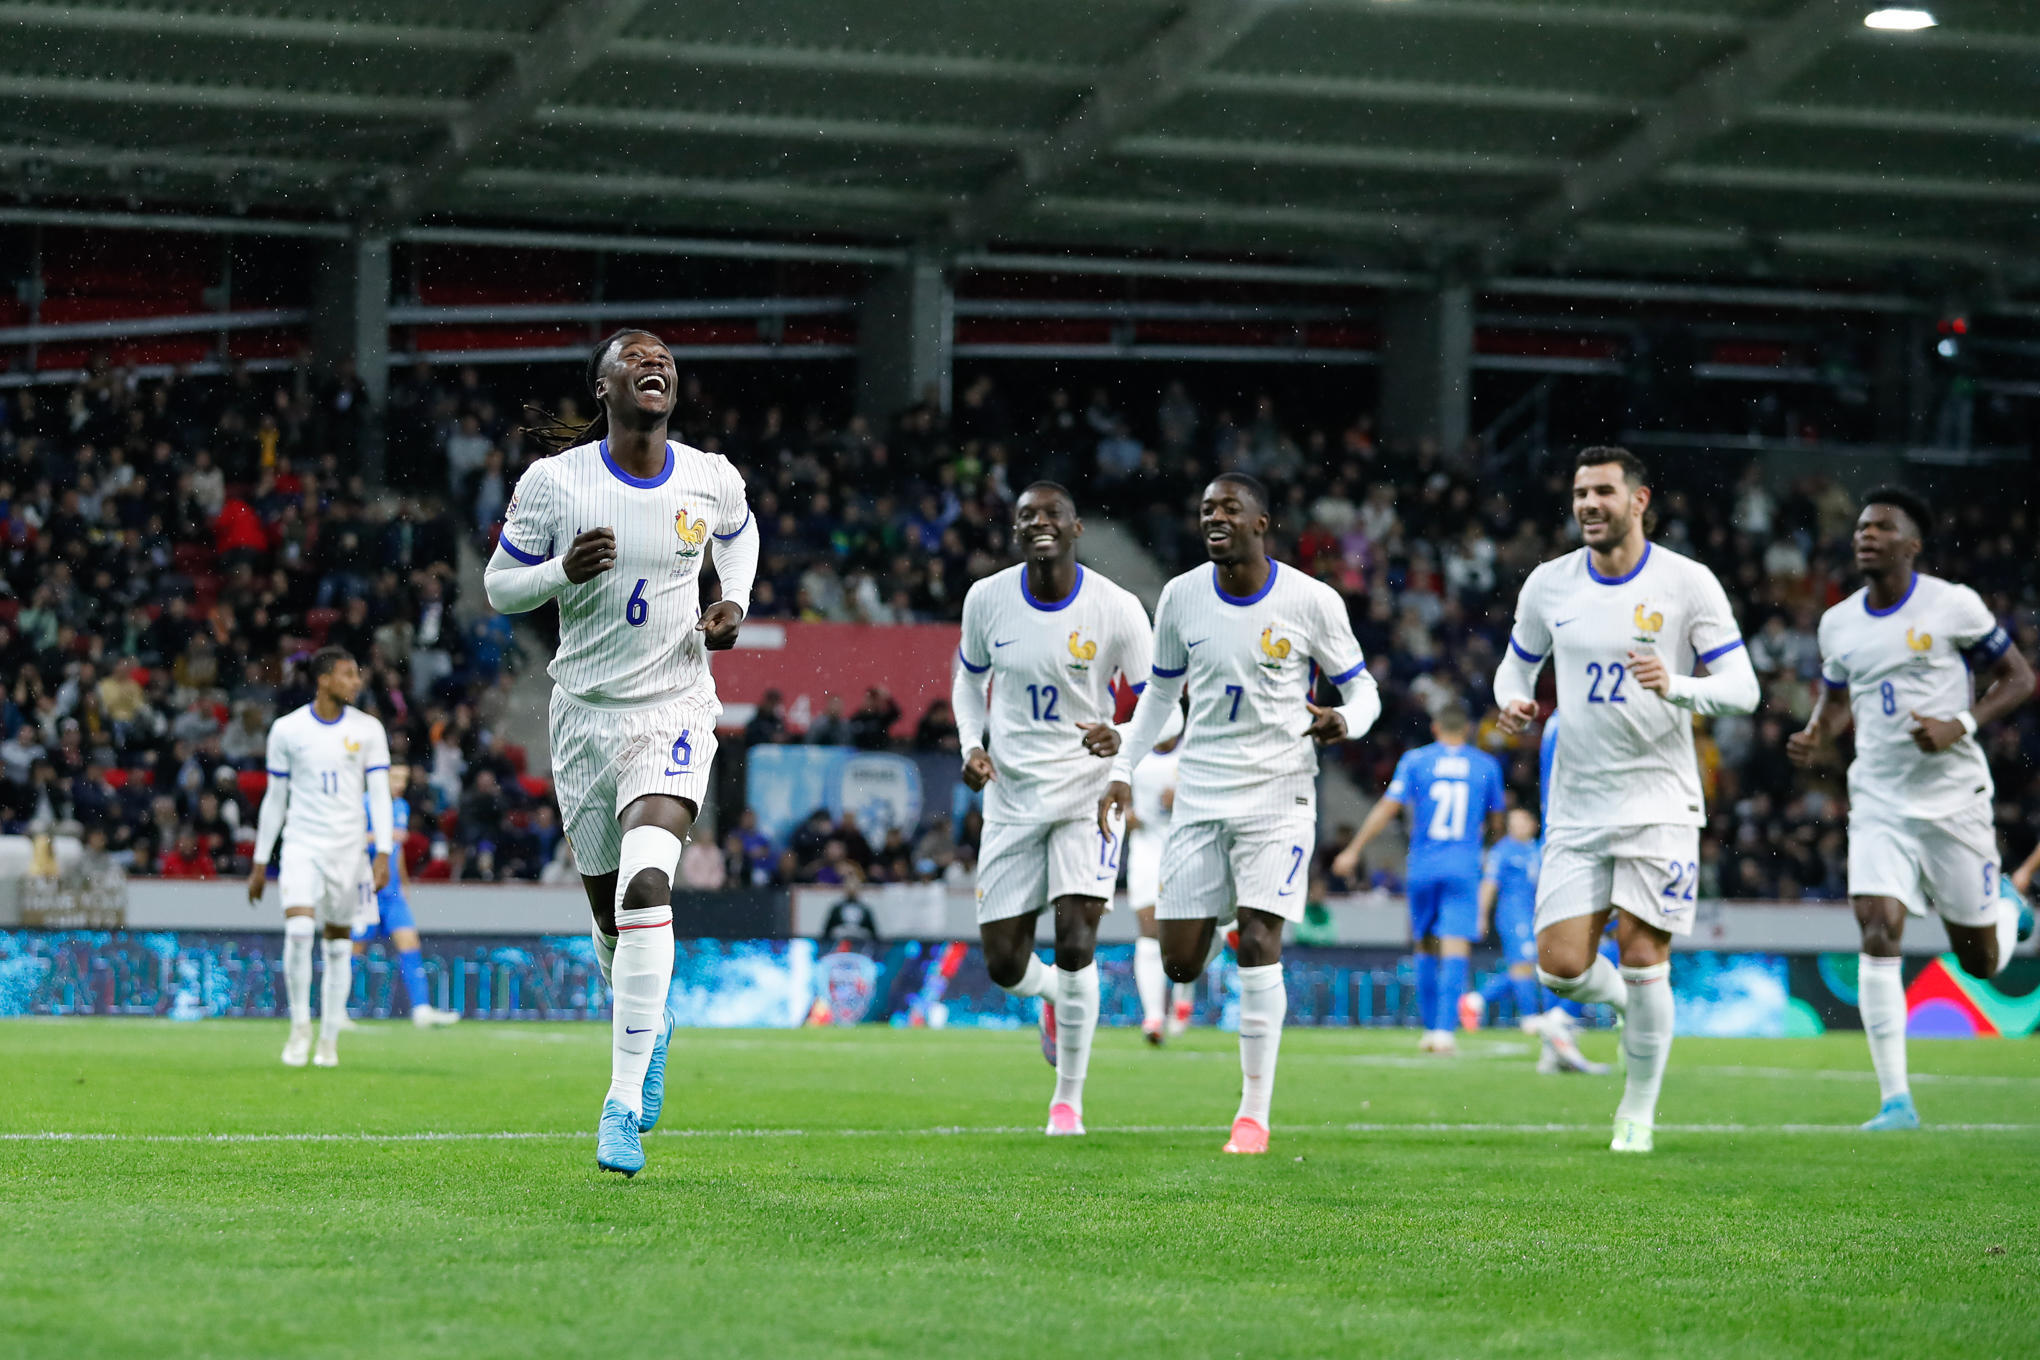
1052, 964, 1099, 1112
1235, 963, 1286, 1128
1133, 937, 1165, 1026
283, 916, 314, 1026
1001, 951, 1054, 1001
319, 938, 352, 1044
1615, 962, 1673, 1125
606, 905, 674, 1118
1858, 954, 1909, 1102
1538, 954, 1627, 1014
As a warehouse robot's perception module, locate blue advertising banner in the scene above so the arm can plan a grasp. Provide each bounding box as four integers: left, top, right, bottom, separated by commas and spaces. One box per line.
745, 745, 979, 847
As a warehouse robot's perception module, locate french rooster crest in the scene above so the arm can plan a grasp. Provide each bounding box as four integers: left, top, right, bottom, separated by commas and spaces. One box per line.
1906, 627, 1933, 652
1260, 627, 1292, 666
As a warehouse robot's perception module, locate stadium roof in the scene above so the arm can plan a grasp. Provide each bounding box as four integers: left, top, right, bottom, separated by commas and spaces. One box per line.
3, 0, 2039, 292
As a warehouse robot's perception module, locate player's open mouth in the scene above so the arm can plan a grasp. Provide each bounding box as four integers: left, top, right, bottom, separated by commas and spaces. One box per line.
635, 374, 668, 395
1028, 531, 1057, 549
1205, 526, 1231, 545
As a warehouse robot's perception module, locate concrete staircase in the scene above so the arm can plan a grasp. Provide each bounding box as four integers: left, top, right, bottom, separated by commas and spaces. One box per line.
455, 536, 556, 775
1080, 515, 1170, 611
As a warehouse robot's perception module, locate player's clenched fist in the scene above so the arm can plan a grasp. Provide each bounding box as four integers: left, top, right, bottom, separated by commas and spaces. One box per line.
1098, 780, 1132, 836
961, 747, 996, 792
1076, 721, 1120, 758
1495, 699, 1538, 736
1784, 725, 1829, 769
562, 527, 617, 583
696, 600, 745, 651
1303, 702, 1346, 746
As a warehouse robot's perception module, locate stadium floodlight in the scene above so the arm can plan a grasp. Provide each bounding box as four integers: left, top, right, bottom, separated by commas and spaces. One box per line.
1862, 8, 1936, 29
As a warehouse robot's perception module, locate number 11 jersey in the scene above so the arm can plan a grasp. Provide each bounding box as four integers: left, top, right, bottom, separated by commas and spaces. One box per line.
1506, 542, 1743, 832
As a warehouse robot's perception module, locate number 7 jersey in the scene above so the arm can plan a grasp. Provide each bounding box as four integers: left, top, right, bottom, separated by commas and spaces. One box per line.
1507, 543, 1743, 831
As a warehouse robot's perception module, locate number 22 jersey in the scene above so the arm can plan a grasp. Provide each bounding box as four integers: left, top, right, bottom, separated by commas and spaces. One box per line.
1506, 543, 1743, 832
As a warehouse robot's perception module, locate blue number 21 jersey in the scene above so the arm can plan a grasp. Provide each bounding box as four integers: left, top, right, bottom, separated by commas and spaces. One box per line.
1387, 741, 1505, 882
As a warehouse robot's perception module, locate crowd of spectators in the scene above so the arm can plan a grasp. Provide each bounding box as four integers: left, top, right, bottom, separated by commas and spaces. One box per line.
2, 350, 2033, 901
0, 360, 552, 882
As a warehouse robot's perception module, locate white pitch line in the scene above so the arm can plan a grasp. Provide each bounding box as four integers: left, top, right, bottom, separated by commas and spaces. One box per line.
1695, 1065, 2040, 1087
4, 1121, 2035, 1146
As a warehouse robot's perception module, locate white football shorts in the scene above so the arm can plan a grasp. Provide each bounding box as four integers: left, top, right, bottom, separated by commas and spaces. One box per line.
1156, 809, 1316, 925
1535, 822, 1702, 938
975, 810, 1122, 925
1847, 803, 1999, 928
279, 844, 371, 930
1126, 826, 1165, 914
550, 686, 720, 877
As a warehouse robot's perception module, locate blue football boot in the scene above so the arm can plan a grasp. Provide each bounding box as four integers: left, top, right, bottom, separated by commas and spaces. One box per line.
597, 1098, 646, 1176
1861, 1093, 1920, 1131
638, 1007, 677, 1133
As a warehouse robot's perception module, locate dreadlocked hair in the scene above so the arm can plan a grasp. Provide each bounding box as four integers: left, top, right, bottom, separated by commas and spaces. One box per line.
523, 328, 661, 454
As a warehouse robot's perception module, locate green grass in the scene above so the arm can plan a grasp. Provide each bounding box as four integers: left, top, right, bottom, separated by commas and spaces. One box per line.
2, 1021, 2034, 1359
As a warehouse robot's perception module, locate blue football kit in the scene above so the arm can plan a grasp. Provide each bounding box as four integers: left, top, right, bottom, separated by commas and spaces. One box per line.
1389, 740, 1507, 941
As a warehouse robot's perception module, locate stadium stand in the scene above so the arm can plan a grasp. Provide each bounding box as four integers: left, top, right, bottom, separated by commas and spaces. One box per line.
2, 353, 2030, 899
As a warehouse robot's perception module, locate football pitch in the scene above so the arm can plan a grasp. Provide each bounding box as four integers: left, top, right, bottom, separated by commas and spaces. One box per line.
3, 1022, 2033, 1359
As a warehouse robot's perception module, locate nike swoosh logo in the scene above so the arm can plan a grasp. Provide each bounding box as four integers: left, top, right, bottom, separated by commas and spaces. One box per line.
994, 640, 1015, 648
624, 1027, 651, 1035
1554, 618, 1576, 628
1186, 639, 1207, 648
1277, 888, 1299, 897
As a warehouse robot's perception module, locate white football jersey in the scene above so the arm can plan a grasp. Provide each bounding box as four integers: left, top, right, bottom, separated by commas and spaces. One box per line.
1817, 572, 2008, 821
1127, 560, 1372, 825
499, 439, 752, 705
957, 564, 1152, 824
265, 704, 392, 860
1508, 543, 1742, 830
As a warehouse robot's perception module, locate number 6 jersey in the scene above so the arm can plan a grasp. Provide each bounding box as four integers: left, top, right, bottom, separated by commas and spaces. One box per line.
1506, 543, 1743, 831
1817, 571, 2010, 822
498, 439, 753, 705
954, 564, 1152, 826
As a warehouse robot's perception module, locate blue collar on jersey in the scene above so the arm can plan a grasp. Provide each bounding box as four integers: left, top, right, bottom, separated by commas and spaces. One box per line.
1022, 563, 1085, 612
1585, 541, 1650, 586
1213, 559, 1279, 606
1864, 572, 1918, 617
599, 439, 675, 490
309, 703, 344, 726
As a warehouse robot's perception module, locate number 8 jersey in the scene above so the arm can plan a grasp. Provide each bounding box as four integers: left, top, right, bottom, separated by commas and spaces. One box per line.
1816, 572, 2009, 821
1506, 543, 1743, 831
955, 564, 1152, 825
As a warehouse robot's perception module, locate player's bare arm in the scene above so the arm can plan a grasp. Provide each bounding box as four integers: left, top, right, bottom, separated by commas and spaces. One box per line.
696, 600, 744, 651
1302, 701, 1346, 746
245, 863, 266, 905
2013, 842, 2040, 895
1908, 644, 2033, 753
1330, 794, 1402, 879
1787, 674, 1852, 767
1627, 649, 1672, 697
1477, 878, 1498, 939
370, 852, 391, 893
1494, 699, 1539, 736
562, 527, 617, 583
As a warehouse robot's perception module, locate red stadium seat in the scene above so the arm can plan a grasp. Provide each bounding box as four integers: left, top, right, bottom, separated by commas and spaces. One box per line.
172, 542, 215, 574
503, 743, 528, 774
104, 768, 129, 789
517, 774, 553, 800
237, 769, 268, 802
306, 608, 338, 645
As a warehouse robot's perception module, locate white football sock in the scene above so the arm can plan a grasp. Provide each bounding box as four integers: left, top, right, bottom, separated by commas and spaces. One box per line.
1993, 896, 2018, 976
1615, 962, 1673, 1125
1000, 950, 1054, 1000
319, 937, 352, 1043
606, 905, 675, 1117
1171, 980, 1196, 1010
1134, 937, 1165, 1026
592, 927, 617, 988
283, 916, 314, 1025
1538, 954, 1627, 1014
1235, 963, 1287, 1128
1858, 954, 1909, 1102
1052, 963, 1099, 1112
